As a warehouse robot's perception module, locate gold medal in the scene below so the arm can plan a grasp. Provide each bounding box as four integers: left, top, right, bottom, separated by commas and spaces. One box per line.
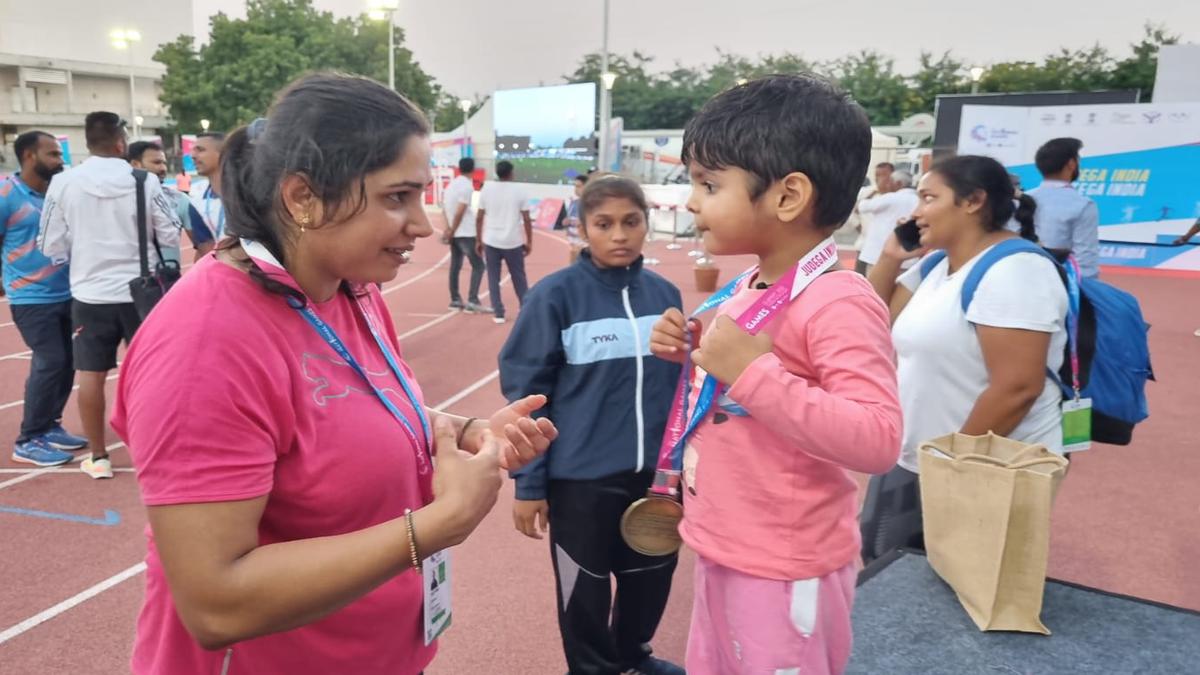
620, 494, 684, 556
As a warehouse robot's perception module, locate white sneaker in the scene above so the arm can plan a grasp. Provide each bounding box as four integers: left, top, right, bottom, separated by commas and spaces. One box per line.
80, 454, 114, 479
493, 316, 506, 324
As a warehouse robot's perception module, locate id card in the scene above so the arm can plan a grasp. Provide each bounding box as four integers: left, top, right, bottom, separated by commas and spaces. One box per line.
423, 550, 451, 645
1062, 398, 1093, 452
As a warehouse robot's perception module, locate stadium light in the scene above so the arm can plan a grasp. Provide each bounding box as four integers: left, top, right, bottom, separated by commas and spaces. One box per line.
970, 66, 986, 94
110, 28, 142, 137
368, 0, 400, 90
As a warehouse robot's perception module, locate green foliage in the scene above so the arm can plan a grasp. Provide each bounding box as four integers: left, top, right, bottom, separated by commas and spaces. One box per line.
1108, 24, 1180, 100
154, 0, 441, 133
159, 7, 1182, 135
564, 22, 1182, 129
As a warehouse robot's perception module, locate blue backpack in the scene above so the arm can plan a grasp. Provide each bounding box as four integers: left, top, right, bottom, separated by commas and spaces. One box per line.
919, 238, 1153, 445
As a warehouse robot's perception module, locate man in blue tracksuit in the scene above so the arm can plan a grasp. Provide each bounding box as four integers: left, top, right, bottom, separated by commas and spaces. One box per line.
500, 176, 685, 675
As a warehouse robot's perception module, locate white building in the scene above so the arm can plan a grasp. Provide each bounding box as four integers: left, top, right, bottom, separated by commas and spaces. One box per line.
0, 0, 194, 168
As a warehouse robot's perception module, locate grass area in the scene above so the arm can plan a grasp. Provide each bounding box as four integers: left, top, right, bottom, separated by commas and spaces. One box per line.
507, 157, 594, 184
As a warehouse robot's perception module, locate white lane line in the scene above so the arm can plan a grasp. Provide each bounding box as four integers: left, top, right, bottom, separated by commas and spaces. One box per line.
0, 358, 508, 645
0, 350, 33, 361
398, 312, 460, 341
431, 370, 500, 411
532, 229, 570, 246
395, 273, 511, 342
381, 252, 451, 296
0, 249, 448, 409
0, 467, 135, 474
0, 442, 125, 490
0, 372, 119, 412
0, 469, 53, 490
0, 233, 559, 644
0, 562, 148, 646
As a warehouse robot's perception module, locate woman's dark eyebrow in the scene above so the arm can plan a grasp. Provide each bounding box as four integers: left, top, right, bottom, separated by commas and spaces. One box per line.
383, 180, 427, 190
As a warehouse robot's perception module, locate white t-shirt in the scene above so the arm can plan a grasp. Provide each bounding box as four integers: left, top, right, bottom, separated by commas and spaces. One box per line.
477, 181, 529, 249
442, 175, 476, 238
188, 179, 225, 240
858, 188, 919, 266
892, 245, 1069, 472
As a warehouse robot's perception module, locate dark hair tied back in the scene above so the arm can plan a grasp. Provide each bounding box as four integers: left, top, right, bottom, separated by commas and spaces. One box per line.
219, 72, 430, 304
931, 154, 1037, 242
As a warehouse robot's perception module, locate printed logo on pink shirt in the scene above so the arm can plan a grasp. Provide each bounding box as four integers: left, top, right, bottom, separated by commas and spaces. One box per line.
301, 352, 404, 407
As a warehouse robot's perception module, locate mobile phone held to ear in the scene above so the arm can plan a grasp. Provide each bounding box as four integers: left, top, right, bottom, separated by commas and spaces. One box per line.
894, 219, 922, 252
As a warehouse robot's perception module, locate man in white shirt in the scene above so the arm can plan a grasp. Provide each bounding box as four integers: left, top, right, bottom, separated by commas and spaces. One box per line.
854, 162, 895, 274
129, 141, 215, 262
443, 157, 486, 313
38, 111, 180, 479
188, 132, 225, 243
857, 170, 919, 274
475, 160, 532, 324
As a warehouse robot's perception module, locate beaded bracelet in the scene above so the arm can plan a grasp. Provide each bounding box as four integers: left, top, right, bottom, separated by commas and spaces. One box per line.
404, 508, 421, 573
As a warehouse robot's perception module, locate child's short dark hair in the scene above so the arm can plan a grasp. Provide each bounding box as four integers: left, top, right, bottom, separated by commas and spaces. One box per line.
496, 160, 514, 179
681, 74, 871, 228
579, 174, 648, 224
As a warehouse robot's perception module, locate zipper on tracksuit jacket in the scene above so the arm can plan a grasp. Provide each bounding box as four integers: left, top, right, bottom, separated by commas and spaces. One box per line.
621, 286, 646, 472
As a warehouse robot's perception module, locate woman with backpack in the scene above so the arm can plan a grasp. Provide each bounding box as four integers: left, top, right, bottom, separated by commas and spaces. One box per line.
860, 155, 1068, 563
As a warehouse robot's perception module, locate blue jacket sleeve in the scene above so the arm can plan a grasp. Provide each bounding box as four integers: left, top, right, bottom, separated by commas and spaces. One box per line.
499, 282, 565, 501
187, 204, 213, 244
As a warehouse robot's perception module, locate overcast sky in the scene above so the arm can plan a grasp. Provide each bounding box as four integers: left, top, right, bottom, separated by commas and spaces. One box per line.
193, 0, 1198, 98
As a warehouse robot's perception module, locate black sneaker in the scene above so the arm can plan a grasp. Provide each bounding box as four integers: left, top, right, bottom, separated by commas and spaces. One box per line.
449, 300, 465, 311
626, 656, 685, 675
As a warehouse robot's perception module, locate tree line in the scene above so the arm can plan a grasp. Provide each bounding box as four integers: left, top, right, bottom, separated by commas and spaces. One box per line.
154, 2, 1179, 135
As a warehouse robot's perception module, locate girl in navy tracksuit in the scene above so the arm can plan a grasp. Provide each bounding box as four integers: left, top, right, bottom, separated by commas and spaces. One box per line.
499, 176, 684, 675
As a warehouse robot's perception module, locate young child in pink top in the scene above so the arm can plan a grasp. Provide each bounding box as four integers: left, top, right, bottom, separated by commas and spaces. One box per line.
650, 75, 903, 675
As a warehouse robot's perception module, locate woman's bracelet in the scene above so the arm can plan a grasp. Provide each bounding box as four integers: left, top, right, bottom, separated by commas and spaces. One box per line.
404, 508, 421, 573
456, 417, 479, 448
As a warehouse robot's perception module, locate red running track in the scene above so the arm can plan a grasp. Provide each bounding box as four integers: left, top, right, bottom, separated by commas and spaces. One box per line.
0, 221, 1196, 673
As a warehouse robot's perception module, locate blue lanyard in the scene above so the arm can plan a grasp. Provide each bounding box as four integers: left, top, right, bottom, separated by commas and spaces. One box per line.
241, 238, 432, 467
1063, 255, 1082, 398
661, 236, 838, 470
662, 268, 755, 468
204, 186, 225, 238
291, 296, 432, 463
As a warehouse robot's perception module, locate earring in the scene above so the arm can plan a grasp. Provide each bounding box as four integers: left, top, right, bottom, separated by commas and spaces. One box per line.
298, 212, 310, 234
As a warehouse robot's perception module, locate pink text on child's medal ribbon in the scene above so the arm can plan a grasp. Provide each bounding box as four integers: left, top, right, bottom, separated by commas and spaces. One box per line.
738, 240, 838, 334
799, 243, 838, 276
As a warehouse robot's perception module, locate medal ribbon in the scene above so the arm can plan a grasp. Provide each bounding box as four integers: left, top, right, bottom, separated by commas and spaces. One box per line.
650, 237, 839, 497
1064, 254, 1082, 399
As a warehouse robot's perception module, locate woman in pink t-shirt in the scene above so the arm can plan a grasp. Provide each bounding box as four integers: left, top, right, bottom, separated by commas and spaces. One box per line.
111, 74, 557, 675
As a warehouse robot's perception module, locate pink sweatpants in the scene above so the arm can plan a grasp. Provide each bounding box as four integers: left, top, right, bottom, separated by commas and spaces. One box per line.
686, 556, 857, 675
